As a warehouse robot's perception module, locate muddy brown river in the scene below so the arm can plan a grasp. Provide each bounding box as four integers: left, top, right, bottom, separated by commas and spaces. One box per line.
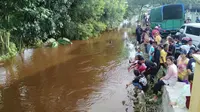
0, 30, 136, 112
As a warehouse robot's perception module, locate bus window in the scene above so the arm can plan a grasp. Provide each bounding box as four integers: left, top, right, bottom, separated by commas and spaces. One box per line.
186, 26, 200, 36
163, 5, 183, 20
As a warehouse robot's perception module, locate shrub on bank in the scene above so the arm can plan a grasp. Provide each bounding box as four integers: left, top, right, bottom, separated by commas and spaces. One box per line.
0, 42, 17, 61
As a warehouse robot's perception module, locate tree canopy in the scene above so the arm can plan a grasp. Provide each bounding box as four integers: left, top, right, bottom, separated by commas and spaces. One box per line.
0, 0, 127, 53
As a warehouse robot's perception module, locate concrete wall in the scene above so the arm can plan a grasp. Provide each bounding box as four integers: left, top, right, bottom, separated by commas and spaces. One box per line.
190, 54, 200, 112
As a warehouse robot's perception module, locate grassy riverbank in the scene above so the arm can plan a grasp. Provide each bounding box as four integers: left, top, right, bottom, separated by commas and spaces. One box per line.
131, 42, 164, 112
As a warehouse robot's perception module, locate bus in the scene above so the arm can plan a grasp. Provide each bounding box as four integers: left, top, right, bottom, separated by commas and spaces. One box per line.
150, 4, 185, 37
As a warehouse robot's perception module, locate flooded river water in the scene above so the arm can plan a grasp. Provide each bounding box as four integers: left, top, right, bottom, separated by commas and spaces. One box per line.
0, 30, 136, 112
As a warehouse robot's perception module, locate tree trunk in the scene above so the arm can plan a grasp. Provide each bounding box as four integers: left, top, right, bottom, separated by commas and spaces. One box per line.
0, 35, 5, 55
5, 32, 11, 53
0, 30, 11, 55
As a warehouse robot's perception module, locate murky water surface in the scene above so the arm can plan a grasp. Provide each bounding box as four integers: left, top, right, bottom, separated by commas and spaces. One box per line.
0, 30, 135, 112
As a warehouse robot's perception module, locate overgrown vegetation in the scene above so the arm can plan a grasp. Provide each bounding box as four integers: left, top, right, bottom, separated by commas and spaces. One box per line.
0, 30, 17, 61
0, 0, 127, 60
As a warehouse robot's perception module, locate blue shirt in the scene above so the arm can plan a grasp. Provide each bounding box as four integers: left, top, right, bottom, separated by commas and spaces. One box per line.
136, 52, 143, 56
149, 46, 154, 61
175, 42, 182, 52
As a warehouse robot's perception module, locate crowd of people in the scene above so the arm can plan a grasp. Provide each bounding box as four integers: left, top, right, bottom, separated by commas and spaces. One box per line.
185, 16, 200, 23
126, 24, 200, 109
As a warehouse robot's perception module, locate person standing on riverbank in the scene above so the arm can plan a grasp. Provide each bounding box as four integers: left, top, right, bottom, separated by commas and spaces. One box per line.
152, 41, 161, 76
136, 24, 143, 44
143, 30, 150, 53
152, 42, 160, 66
167, 38, 176, 57
158, 44, 167, 76
148, 41, 155, 61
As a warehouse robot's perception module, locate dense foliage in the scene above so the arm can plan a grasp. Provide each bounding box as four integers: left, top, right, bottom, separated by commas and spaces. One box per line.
0, 0, 127, 58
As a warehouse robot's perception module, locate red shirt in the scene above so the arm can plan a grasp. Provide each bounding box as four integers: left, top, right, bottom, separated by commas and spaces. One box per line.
137, 63, 147, 73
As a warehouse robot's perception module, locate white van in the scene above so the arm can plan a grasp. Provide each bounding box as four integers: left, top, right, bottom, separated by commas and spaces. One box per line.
179, 23, 200, 46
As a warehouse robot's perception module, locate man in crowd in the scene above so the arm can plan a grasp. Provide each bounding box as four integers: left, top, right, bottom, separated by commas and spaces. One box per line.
136, 24, 143, 44
167, 38, 176, 57
187, 49, 200, 75
152, 41, 160, 75
181, 38, 195, 54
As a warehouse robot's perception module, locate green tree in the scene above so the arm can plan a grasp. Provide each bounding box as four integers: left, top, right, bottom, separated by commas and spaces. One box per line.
67, 0, 106, 40
101, 0, 127, 29
125, 0, 150, 19
0, 0, 128, 60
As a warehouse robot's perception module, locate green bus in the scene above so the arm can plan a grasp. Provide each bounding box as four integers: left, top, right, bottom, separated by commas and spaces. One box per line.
150, 4, 185, 37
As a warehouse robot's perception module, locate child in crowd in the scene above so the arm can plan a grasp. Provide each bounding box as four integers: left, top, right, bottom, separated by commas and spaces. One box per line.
177, 50, 189, 83
135, 56, 147, 73
128, 55, 146, 73
128, 55, 140, 72
170, 74, 193, 109
148, 41, 155, 61
143, 59, 157, 83
159, 44, 167, 68
129, 55, 139, 64
154, 32, 162, 45
151, 56, 178, 102
135, 47, 143, 56
126, 70, 148, 92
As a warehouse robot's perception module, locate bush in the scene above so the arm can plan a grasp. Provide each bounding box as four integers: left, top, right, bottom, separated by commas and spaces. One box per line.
34, 38, 43, 48
0, 42, 17, 61
77, 23, 94, 40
